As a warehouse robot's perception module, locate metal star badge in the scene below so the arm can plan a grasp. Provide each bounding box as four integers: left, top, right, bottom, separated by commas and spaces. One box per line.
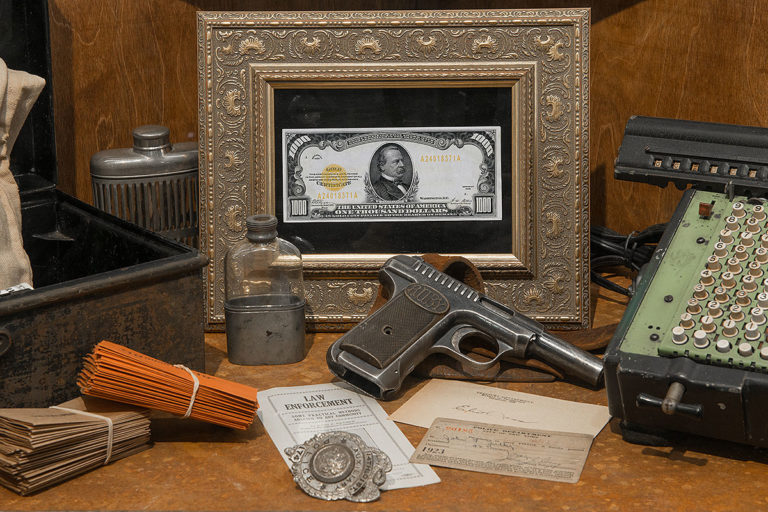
285, 431, 392, 502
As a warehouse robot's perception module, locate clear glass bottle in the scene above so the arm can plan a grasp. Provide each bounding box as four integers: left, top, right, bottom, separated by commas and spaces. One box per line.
224, 214, 306, 365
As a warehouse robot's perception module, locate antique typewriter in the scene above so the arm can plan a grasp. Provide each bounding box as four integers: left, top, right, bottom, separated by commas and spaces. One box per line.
605, 116, 768, 447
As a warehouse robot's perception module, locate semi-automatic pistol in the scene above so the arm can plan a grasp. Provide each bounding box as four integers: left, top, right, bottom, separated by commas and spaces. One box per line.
327, 255, 604, 400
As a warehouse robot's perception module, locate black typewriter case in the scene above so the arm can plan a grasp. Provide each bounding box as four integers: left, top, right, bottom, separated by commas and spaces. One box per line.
0, 1, 207, 407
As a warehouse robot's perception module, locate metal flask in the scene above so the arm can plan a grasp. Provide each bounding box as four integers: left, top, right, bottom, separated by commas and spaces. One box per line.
90, 125, 198, 247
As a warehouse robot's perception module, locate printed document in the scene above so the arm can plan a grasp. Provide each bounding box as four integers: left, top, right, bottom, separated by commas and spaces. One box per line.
411, 417, 593, 483
257, 383, 440, 490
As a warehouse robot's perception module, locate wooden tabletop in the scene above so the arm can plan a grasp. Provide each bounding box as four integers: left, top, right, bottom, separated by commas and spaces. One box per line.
4, 284, 768, 511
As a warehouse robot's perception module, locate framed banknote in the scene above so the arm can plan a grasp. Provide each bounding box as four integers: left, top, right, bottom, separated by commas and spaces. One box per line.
198, 9, 591, 331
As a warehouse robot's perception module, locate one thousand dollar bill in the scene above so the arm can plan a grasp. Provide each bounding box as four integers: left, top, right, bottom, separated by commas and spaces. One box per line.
283, 127, 501, 222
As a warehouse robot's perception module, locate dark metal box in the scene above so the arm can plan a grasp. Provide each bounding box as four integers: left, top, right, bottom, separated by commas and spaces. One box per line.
0, 1, 207, 407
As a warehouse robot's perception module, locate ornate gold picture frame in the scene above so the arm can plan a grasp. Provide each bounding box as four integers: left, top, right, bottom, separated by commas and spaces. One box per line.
197, 9, 590, 331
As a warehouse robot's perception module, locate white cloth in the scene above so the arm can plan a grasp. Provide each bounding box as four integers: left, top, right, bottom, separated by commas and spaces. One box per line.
0, 58, 44, 289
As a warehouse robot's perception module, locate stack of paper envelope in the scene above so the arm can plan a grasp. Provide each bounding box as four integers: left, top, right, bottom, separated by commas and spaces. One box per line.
78, 341, 259, 429
0, 396, 150, 495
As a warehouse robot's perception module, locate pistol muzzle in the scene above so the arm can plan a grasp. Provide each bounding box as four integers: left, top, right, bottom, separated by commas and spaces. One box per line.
527, 331, 604, 387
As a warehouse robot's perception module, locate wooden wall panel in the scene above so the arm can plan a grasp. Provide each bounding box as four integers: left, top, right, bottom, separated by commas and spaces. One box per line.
47, 0, 768, 235
48, 1, 201, 196
589, 0, 768, 233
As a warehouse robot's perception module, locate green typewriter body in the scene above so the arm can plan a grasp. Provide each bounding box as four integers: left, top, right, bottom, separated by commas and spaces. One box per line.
605, 117, 768, 447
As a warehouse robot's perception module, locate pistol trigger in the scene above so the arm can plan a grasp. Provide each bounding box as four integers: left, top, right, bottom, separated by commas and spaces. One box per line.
494, 339, 516, 359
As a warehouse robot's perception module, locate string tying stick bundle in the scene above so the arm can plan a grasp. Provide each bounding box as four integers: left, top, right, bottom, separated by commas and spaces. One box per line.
77, 341, 259, 430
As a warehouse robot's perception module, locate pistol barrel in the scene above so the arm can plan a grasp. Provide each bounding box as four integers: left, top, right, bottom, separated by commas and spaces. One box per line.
526, 331, 604, 387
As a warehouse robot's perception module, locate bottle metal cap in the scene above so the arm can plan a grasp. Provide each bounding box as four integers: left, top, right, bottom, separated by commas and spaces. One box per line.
246, 214, 279, 242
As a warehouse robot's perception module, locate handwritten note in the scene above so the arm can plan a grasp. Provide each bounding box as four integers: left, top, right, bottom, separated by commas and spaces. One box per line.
410, 417, 593, 483
389, 379, 610, 438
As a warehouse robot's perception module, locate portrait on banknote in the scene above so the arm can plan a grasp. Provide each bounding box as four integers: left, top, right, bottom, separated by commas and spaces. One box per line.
369, 143, 413, 202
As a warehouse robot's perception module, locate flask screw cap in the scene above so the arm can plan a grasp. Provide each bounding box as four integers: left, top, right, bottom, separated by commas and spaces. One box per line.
246, 214, 278, 242
132, 125, 171, 151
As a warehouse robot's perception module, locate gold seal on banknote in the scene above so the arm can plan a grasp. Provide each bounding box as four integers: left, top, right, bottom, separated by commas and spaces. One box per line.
321, 164, 347, 191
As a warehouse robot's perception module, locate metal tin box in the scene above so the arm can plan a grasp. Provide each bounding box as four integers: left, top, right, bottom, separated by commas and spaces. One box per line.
0, 1, 207, 407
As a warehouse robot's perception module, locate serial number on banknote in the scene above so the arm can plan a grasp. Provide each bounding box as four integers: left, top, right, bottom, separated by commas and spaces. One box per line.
282, 127, 502, 223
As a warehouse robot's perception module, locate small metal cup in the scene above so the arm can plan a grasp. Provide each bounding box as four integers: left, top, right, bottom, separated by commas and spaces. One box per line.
224, 294, 306, 365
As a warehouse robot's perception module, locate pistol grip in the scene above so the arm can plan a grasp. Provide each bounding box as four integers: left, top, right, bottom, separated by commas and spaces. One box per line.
339, 283, 449, 369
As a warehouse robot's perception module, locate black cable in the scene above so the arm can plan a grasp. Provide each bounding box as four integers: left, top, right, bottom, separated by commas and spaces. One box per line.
590, 271, 634, 296
590, 223, 666, 296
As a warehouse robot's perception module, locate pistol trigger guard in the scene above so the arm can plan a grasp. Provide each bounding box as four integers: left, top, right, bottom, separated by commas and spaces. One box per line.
431, 325, 503, 372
